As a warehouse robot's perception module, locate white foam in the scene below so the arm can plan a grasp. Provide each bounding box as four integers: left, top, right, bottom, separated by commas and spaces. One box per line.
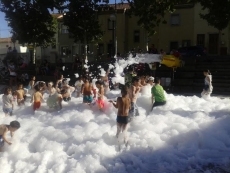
0, 54, 229, 172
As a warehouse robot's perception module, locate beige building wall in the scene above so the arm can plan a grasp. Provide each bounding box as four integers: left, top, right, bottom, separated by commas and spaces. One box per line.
41, 3, 230, 63
193, 3, 229, 54
157, 5, 195, 52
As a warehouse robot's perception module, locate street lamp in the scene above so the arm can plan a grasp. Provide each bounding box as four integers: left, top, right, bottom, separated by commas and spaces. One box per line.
110, 13, 117, 58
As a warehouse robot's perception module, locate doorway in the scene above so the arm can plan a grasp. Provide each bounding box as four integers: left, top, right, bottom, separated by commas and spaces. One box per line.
208, 34, 219, 54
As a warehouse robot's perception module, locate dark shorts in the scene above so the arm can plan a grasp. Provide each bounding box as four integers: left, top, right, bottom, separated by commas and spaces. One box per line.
152, 101, 166, 109
0, 135, 4, 147
117, 116, 130, 124
63, 97, 71, 102
83, 95, 93, 103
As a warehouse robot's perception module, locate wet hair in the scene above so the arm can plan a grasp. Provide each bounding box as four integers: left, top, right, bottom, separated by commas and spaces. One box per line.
132, 76, 140, 83
62, 78, 68, 85
39, 82, 46, 88
154, 77, 161, 84
31, 76, 35, 80
95, 80, 104, 86
204, 69, 211, 75
10, 121, 20, 129
4, 87, 12, 95
121, 86, 128, 97
34, 84, 40, 91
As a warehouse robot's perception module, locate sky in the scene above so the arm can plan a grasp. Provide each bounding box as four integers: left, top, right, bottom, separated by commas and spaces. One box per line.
0, 0, 121, 38
0, 12, 11, 38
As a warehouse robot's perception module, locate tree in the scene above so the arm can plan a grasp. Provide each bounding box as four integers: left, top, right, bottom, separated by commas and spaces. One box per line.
0, 0, 62, 63
199, 0, 230, 31
199, 0, 230, 54
61, 0, 105, 60
126, 0, 195, 36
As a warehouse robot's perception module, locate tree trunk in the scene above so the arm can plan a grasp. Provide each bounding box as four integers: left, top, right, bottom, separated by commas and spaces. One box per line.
84, 33, 87, 61
33, 43, 36, 64
218, 30, 221, 55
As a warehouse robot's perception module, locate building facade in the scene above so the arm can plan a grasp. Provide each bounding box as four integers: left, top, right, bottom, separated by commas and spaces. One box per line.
41, 3, 230, 63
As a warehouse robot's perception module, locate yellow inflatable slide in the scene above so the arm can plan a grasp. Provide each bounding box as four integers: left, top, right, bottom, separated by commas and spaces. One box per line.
161, 55, 182, 68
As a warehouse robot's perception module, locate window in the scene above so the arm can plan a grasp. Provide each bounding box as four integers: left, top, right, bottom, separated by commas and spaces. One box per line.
61, 46, 71, 56
197, 34, 205, 47
182, 40, 191, 47
108, 19, 114, 30
134, 30, 140, 43
61, 25, 69, 34
170, 14, 180, 26
98, 44, 104, 55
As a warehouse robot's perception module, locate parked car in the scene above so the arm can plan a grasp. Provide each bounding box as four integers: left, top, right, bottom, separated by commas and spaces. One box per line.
178, 46, 207, 57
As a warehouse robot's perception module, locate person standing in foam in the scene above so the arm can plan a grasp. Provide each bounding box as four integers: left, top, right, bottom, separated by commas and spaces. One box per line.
110, 87, 131, 143
151, 77, 166, 112
46, 82, 59, 109
61, 78, 75, 102
31, 85, 45, 113
201, 69, 213, 98
74, 76, 84, 97
148, 76, 155, 87
95, 80, 105, 110
129, 76, 141, 118
2, 87, 14, 116
81, 76, 96, 104
0, 121, 20, 152
101, 68, 110, 94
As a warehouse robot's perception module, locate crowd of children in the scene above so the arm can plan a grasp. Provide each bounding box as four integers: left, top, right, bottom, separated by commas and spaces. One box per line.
0, 67, 212, 150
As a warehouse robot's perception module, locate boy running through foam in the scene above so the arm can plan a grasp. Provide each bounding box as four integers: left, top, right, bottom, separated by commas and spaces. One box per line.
31, 85, 45, 113
0, 121, 20, 151
81, 77, 96, 104
110, 87, 131, 143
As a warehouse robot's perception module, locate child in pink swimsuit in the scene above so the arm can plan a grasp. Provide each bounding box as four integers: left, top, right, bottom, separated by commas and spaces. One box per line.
95, 80, 105, 110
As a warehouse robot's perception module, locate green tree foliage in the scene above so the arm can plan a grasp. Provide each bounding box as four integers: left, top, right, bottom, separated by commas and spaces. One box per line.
62, 0, 104, 44
126, 0, 195, 35
0, 0, 61, 47
199, 0, 230, 31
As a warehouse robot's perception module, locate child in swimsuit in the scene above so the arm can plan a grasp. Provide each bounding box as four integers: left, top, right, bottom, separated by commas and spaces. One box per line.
60, 88, 71, 102
15, 83, 26, 106
27, 76, 35, 90
31, 85, 45, 112
0, 121, 20, 151
95, 80, 105, 110
129, 77, 141, 118
2, 87, 14, 116
75, 76, 84, 97
81, 77, 96, 104
110, 87, 131, 143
